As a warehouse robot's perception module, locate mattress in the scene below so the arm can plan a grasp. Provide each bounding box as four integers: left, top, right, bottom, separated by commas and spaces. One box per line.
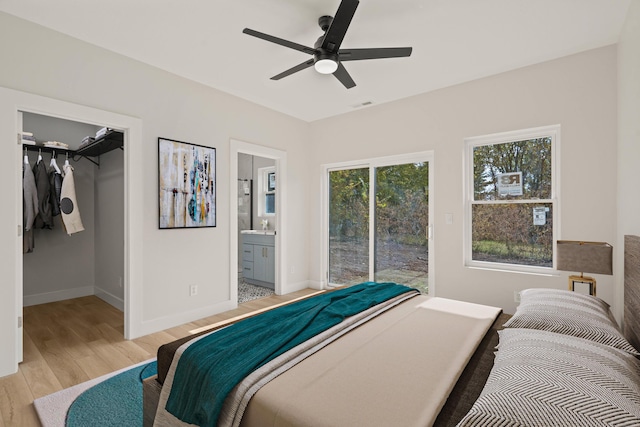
151, 295, 503, 427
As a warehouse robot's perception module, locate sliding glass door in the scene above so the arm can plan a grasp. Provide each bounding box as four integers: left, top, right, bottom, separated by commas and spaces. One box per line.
327, 154, 432, 293
373, 162, 429, 293
328, 167, 370, 285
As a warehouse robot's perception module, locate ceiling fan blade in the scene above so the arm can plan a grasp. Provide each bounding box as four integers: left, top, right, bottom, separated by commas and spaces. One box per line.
333, 63, 356, 89
321, 0, 359, 52
271, 59, 315, 80
243, 28, 316, 55
339, 47, 413, 61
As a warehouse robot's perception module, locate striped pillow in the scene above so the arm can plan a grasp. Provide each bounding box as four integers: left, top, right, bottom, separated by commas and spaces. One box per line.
503, 288, 639, 355
457, 328, 640, 427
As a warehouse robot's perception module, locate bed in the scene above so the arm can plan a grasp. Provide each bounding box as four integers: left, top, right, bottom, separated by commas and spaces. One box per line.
144, 235, 640, 427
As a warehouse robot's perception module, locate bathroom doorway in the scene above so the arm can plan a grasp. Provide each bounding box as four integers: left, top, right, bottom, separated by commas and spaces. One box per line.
229, 140, 287, 306
237, 153, 276, 303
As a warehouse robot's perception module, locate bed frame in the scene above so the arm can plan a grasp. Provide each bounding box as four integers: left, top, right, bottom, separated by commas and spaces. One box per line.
624, 235, 640, 350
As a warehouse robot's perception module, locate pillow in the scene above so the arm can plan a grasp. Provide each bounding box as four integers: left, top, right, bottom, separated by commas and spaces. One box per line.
503, 288, 639, 355
457, 328, 640, 426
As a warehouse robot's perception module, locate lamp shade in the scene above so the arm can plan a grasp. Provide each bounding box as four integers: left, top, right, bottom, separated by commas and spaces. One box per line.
556, 240, 613, 275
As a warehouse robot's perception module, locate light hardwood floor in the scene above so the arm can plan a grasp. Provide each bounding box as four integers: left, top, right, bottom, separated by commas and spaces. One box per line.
0, 289, 319, 427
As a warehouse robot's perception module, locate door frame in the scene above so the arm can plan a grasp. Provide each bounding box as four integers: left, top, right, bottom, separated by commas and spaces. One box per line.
1, 86, 142, 377
321, 151, 435, 293
229, 139, 287, 300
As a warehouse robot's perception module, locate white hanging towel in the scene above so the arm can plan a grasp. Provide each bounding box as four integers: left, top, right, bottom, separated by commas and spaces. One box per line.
60, 163, 84, 235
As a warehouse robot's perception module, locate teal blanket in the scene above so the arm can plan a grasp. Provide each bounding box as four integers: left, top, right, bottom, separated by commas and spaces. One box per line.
166, 282, 417, 426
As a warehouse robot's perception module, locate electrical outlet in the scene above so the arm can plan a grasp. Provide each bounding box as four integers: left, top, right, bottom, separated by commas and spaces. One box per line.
514, 291, 521, 303
189, 284, 198, 296
119, 277, 123, 288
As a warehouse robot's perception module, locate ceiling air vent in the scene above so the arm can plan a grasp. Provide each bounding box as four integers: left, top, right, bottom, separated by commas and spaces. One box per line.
352, 101, 374, 109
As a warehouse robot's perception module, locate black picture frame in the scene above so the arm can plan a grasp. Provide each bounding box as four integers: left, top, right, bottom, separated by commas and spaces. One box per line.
268, 172, 276, 191
158, 137, 216, 229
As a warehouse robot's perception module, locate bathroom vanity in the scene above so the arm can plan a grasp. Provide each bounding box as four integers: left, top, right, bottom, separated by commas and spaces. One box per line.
241, 231, 275, 289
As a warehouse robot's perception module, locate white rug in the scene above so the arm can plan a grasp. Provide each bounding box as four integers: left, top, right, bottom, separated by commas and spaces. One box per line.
33, 359, 155, 427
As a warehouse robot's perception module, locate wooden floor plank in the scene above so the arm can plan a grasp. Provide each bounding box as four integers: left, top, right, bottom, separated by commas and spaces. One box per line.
132, 331, 178, 355
64, 318, 104, 343
21, 331, 43, 365
111, 340, 154, 365
75, 353, 118, 380
21, 322, 54, 352
163, 324, 198, 340
0, 371, 39, 427
19, 359, 63, 400
42, 321, 95, 360
85, 339, 141, 373
37, 339, 90, 389
19, 334, 63, 399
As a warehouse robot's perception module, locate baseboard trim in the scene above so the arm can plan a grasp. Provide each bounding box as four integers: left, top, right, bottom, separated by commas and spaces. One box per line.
283, 280, 321, 294
94, 287, 124, 312
23, 286, 94, 307
301, 280, 323, 290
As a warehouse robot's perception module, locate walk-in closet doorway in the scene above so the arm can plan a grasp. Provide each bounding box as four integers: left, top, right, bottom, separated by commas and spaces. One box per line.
2, 87, 143, 377
21, 110, 125, 335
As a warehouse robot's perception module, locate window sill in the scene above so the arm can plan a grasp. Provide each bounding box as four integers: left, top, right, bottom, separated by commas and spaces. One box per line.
465, 261, 560, 277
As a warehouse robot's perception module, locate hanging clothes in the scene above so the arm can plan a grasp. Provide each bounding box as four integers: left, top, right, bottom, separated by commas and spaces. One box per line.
48, 156, 63, 217
23, 156, 38, 253
33, 157, 53, 229
60, 163, 84, 235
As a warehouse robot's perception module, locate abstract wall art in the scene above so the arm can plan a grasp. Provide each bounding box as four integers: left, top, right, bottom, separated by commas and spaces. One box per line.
158, 138, 216, 229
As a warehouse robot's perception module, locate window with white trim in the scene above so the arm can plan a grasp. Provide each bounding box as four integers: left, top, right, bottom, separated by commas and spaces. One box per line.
464, 125, 559, 272
258, 166, 275, 216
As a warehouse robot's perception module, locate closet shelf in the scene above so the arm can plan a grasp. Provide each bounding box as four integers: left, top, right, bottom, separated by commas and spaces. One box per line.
23, 130, 123, 167
75, 130, 124, 157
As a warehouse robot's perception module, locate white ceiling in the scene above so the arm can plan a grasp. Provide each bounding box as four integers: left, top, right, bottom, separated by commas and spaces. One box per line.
0, 0, 631, 122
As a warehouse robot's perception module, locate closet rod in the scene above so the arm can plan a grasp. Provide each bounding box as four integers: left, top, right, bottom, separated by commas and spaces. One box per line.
23, 144, 76, 157
23, 144, 99, 167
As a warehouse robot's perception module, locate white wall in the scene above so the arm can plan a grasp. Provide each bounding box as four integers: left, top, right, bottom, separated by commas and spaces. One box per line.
95, 147, 125, 309
308, 46, 619, 315
617, 1, 640, 321
0, 12, 310, 376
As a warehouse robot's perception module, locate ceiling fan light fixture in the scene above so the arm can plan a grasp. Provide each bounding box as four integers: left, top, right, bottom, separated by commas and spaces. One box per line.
314, 58, 338, 74
243, 0, 413, 88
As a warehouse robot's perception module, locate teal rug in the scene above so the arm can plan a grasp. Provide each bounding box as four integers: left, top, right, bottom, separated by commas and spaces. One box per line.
34, 359, 157, 427
66, 360, 157, 426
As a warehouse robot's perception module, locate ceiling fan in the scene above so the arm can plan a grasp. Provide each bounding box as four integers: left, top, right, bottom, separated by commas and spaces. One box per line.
242, 0, 412, 89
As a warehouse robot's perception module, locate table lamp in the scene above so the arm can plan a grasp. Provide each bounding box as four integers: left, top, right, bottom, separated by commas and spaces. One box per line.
556, 240, 613, 296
